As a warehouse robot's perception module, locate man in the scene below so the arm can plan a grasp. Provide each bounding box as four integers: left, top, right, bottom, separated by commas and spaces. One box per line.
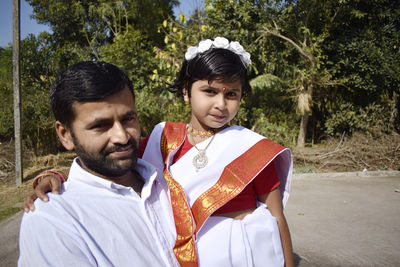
18, 61, 178, 266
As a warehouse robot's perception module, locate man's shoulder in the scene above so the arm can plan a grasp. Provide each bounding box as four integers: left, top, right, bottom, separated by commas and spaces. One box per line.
26, 192, 68, 216
22, 182, 90, 222
20, 184, 105, 230
20, 193, 74, 232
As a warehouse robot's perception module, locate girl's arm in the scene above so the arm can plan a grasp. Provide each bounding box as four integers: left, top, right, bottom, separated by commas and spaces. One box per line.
259, 188, 294, 267
23, 168, 70, 212
23, 137, 148, 212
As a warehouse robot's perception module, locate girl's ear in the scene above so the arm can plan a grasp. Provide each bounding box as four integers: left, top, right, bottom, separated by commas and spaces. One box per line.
183, 88, 189, 102
55, 121, 75, 151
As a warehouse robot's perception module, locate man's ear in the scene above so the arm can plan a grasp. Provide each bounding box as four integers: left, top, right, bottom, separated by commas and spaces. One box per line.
55, 121, 74, 151
183, 88, 189, 102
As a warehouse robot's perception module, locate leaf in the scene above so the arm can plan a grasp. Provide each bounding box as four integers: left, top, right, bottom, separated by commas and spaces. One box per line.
177, 32, 183, 41
178, 13, 186, 24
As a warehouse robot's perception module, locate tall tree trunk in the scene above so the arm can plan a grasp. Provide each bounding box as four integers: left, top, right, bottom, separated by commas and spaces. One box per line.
261, 22, 317, 148
13, 0, 22, 186
297, 112, 309, 148
296, 80, 313, 148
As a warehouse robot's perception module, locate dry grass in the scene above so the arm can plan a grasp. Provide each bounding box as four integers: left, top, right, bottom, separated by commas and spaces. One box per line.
0, 182, 33, 221
0, 142, 74, 221
294, 131, 400, 173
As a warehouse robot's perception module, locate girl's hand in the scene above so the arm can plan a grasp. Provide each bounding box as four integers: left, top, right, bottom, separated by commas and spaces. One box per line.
22, 175, 62, 212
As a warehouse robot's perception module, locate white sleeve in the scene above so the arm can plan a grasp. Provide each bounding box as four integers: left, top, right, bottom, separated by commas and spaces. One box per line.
18, 209, 96, 267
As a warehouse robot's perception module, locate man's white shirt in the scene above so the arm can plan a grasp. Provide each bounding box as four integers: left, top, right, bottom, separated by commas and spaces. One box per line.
18, 158, 178, 267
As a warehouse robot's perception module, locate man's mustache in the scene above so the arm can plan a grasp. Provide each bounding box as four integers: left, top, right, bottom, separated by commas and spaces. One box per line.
102, 139, 138, 155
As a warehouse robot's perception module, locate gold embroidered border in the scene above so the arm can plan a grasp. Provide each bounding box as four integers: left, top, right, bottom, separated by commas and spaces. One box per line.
161, 122, 198, 267
191, 139, 285, 235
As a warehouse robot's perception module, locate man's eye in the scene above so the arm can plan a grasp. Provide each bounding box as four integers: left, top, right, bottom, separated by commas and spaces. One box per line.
92, 123, 108, 130
123, 115, 136, 123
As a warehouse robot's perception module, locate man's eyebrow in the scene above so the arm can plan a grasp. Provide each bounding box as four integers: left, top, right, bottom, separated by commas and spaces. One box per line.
86, 110, 137, 128
124, 111, 137, 117
86, 118, 112, 128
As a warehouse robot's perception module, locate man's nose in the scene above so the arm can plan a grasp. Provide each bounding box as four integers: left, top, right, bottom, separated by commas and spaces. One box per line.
109, 122, 129, 144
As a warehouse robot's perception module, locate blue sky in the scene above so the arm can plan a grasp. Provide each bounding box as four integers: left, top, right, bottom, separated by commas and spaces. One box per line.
0, 0, 203, 48
0, 0, 50, 47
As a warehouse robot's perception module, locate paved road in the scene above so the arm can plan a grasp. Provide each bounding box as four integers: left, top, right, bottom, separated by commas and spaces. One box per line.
1, 171, 399, 266
0, 209, 21, 267
286, 171, 400, 266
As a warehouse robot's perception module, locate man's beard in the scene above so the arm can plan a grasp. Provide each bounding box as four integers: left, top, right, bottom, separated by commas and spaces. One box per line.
71, 133, 138, 178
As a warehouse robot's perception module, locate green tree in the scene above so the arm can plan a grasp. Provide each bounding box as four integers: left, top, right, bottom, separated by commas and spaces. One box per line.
257, 0, 400, 144
28, 0, 178, 49
307, 0, 400, 136
201, 0, 300, 146
258, 0, 335, 147
0, 46, 13, 139
19, 34, 60, 155
322, 0, 400, 106
9, 0, 398, 155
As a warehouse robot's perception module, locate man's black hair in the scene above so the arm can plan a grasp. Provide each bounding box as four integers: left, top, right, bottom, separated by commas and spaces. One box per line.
50, 61, 134, 127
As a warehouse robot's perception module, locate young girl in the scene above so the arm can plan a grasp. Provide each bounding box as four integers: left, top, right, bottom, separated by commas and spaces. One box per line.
27, 37, 294, 267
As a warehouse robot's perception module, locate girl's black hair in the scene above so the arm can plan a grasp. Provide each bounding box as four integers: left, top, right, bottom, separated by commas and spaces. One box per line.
170, 48, 251, 98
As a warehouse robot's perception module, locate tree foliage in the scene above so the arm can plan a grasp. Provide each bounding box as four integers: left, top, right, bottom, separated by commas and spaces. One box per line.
28, 0, 178, 48
0, 0, 398, 154
0, 46, 13, 140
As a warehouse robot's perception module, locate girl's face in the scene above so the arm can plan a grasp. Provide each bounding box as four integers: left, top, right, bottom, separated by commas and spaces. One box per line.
185, 79, 242, 131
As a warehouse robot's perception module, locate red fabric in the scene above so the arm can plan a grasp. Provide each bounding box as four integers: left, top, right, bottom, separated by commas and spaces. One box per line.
172, 137, 193, 163
214, 163, 280, 214
138, 136, 150, 158
139, 135, 280, 214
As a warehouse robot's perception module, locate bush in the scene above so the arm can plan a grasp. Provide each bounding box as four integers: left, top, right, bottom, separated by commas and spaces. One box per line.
251, 110, 298, 148
325, 101, 395, 136
135, 86, 191, 136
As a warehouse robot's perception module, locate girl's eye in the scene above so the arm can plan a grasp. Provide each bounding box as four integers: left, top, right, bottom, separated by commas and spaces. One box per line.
204, 89, 216, 94
226, 91, 241, 98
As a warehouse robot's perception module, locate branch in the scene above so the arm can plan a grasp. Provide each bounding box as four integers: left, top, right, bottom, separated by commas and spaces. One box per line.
83, 28, 100, 60
261, 22, 316, 67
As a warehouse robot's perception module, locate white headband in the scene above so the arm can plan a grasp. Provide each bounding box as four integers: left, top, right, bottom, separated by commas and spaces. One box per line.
184, 37, 252, 67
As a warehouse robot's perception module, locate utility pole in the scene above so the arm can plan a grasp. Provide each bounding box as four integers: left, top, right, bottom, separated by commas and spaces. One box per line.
13, 0, 23, 186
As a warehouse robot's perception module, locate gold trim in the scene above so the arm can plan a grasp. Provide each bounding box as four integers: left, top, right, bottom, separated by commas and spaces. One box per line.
191, 139, 285, 235
161, 122, 199, 266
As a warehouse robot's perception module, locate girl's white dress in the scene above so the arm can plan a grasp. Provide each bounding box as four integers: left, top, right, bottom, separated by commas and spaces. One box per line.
142, 122, 293, 267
